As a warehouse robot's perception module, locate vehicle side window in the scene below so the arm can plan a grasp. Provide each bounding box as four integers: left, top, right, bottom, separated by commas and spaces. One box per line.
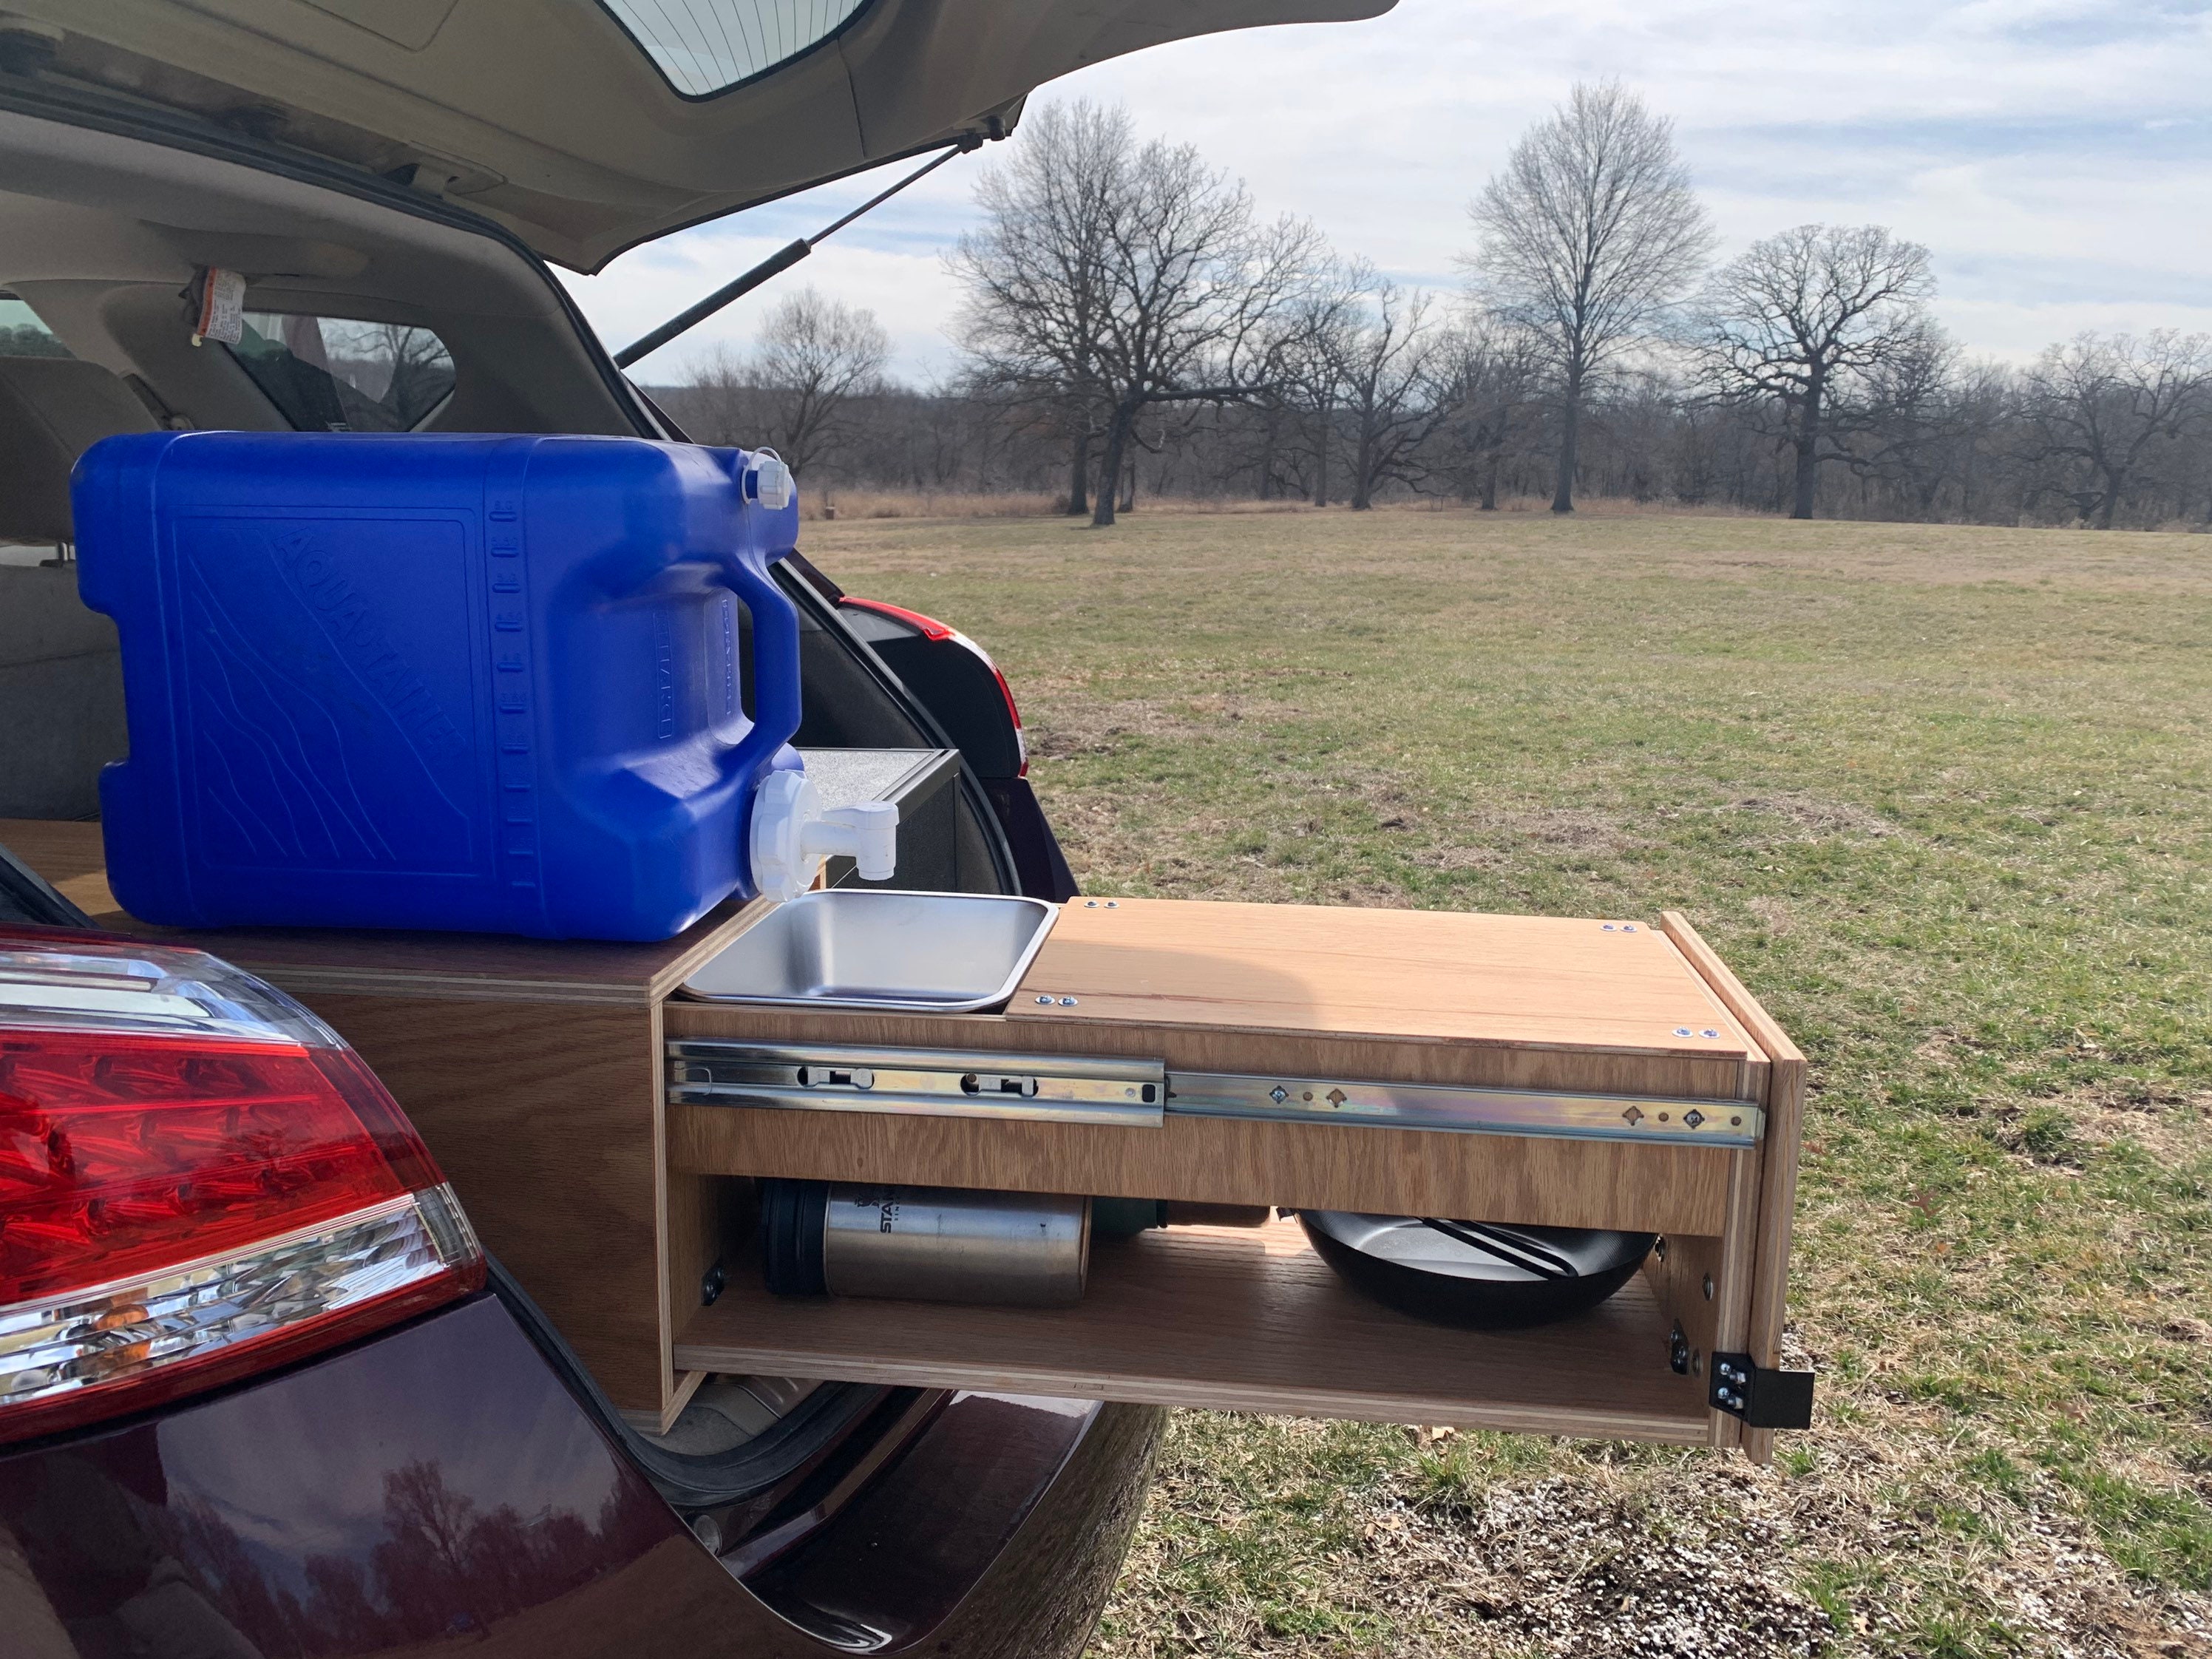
0, 293, 70, 358
227, 313, 455, 432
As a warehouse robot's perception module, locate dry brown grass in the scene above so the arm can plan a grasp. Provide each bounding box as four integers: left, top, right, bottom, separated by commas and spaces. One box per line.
807, 488, 1799, 524
801, 489, 1060, 521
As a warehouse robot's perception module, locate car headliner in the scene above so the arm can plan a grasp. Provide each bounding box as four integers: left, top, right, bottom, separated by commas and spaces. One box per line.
0, 0, 1394, 271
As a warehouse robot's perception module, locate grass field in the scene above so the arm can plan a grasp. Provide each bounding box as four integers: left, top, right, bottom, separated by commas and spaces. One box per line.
806, 504, 2212, 1659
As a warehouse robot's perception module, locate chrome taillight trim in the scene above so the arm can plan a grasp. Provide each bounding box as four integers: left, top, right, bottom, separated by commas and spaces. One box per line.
0, 1184, 481, 1411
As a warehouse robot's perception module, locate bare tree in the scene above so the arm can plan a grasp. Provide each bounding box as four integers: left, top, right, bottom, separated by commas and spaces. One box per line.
955, 101, 1320, 527
1329, 271, 1451, 509
2018, 330, 2212, 528
1267, 255, 1366, 505
1695, 224, 1938, 518
635, 91, 2212, 529
1842, 327, 2023, 520
951, 101, 1130, 516
1465, 81, 1711, 514
1082, 143, 1320, 525
685, 286, 889, 482
1433, 313, 1544, 509
1850, 325, 1964, 518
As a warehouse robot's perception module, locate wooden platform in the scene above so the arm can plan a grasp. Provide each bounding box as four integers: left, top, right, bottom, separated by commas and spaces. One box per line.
1010, 897, 1760, 1059
0, 817, 767, 1005
677, 1217, 1711, 1442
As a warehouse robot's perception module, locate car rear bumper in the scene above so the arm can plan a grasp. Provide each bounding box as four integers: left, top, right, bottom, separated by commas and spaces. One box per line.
0, 1291, 1158, 1657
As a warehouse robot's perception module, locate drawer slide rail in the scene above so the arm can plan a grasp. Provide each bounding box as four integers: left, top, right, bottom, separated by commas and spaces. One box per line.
1168, 1071, 1763, 1146
667, 1041, 1165, 1127
666, 1043, 1763, 1145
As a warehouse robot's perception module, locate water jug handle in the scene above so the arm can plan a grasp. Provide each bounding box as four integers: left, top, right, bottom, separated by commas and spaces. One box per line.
711, 527, 803, 798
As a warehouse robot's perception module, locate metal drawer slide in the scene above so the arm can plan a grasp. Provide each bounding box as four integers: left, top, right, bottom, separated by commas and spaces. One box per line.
665, 1042, 1763, 1144
1166, 1072, 1763, 1145
667, 1041, 1165, 1127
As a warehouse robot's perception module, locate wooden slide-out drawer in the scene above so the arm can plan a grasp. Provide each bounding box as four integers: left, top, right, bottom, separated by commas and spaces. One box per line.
5, 821, 1804, 1452
662, 898, 1805, 1453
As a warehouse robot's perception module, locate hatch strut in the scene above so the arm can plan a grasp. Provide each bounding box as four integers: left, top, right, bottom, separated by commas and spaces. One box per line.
613, 137, 983, 370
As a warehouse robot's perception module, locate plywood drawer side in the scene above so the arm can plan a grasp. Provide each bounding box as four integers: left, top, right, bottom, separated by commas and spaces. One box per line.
301, 992, 669, 1411
670, 1105, 1734, 1237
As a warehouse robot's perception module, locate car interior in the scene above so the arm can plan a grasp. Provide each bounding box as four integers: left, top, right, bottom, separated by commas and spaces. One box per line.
0, 102, 1034, 1527
0, 106, 1012, 890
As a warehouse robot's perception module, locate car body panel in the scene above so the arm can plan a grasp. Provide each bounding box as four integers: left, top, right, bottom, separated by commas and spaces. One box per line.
3, 0, 1395, 269
0, 1289, 1163, 1656
0, 1295, 721, 1655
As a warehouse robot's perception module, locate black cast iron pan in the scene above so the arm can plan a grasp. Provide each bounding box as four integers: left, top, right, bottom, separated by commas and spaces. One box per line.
1298, 1212, 1657, 1329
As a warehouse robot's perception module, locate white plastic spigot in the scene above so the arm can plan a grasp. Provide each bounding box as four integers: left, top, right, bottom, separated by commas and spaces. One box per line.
810, 799, 898, 882
748, 770, 900, 901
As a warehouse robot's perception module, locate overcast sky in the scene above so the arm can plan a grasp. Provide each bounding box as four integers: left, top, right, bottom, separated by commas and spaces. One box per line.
562, 0, 2212, 386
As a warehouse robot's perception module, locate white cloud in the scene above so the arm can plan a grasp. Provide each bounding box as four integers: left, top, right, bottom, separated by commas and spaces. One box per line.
563, 0, 2212, 379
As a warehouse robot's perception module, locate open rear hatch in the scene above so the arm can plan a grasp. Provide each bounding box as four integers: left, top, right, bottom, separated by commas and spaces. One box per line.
0, 0, 1393, 270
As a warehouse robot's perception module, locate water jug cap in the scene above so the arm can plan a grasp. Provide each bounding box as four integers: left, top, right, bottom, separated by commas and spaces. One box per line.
750, 450, 794, 512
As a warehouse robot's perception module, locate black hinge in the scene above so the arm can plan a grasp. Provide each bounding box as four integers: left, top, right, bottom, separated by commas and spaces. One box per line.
1709, 1353, 1815, 1429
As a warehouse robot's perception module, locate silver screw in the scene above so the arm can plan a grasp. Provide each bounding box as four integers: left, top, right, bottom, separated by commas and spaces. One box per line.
1035, 995, 1054, 1005
1701, 1028, 1720, 1039
1105, 900, 1119, 908
1059, 996, 1078, 1006
1084, 900, 1099, 907
1675, 1027, 1692, 1037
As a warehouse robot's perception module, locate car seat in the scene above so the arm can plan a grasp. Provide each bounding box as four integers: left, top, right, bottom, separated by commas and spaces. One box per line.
0, 356, 152, 818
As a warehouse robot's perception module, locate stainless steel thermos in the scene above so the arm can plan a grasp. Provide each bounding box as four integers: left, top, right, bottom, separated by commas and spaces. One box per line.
761, 1180, 1090, 1306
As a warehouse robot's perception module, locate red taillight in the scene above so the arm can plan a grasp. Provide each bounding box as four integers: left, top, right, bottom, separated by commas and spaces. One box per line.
989, 662, 1028, 777
1, 1032, 433, 1303
0, 934, 482, 1444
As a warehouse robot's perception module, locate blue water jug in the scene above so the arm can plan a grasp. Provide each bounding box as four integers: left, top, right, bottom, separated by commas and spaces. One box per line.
74, 431, 804, 941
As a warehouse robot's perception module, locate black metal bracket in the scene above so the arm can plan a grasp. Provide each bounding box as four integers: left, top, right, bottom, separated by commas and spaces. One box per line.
1709, 1353, 1814, 1429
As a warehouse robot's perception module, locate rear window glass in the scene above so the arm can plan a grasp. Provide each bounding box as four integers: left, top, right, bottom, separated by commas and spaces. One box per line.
0, 294, 71, 359
600, 0, 869, 97
227, 313, 455, 432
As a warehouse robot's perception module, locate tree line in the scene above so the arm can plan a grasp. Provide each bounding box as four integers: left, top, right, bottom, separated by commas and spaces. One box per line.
657, 86, 2212, 532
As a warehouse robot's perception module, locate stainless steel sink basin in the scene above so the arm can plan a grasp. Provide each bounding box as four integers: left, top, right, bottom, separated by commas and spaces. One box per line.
677, 890, 1058, 1014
